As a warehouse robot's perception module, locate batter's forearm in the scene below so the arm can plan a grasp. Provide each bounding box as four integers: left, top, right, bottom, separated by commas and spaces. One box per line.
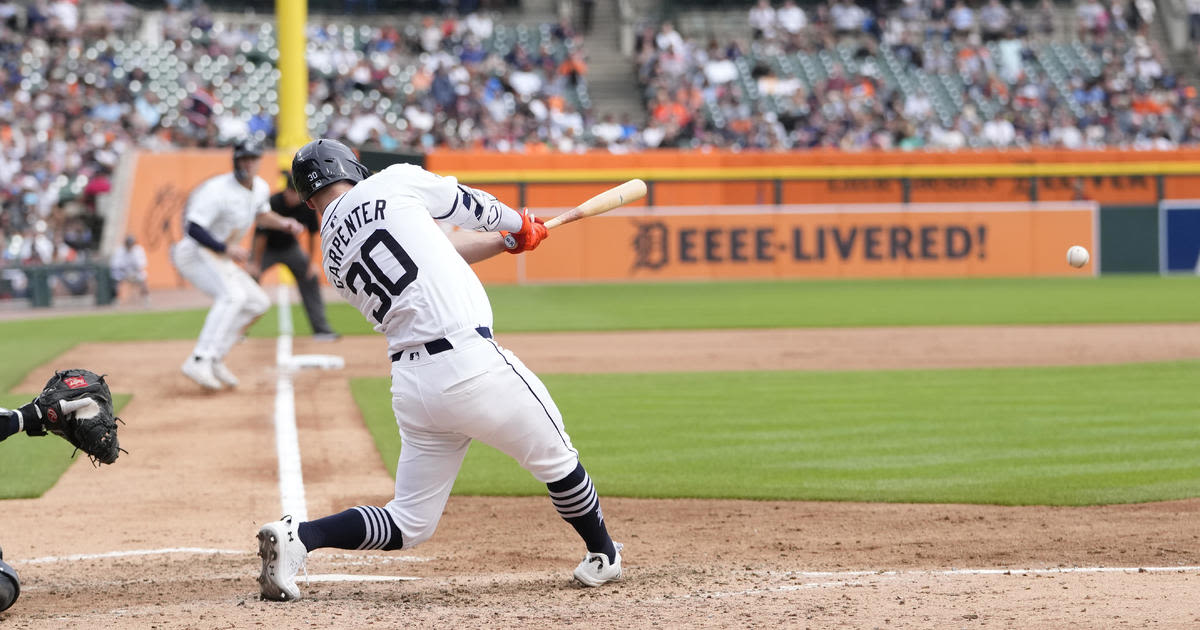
447, 230, 511, 264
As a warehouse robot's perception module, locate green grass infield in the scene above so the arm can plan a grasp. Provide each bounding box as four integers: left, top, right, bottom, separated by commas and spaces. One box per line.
350, 361, 1200, 507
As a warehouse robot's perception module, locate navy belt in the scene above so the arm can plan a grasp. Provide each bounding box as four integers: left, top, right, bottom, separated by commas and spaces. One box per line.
391, 327, 492, 362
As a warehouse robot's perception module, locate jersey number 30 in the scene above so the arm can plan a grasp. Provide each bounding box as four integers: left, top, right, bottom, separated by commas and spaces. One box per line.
346, 230, 418, 323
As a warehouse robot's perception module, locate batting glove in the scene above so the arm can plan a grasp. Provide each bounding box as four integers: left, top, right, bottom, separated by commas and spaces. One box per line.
504, 208, 548, 254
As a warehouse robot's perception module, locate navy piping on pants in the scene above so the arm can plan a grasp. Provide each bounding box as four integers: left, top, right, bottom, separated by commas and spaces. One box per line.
485, 340, 574, 452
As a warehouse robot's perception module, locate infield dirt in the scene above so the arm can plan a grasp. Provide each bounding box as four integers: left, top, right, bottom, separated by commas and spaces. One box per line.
2, 324, 1199, 629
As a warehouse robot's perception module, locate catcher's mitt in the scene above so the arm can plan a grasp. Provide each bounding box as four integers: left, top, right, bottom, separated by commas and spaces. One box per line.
35, 369, 122, 465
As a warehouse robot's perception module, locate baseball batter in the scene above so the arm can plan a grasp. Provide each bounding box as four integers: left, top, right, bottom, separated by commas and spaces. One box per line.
171, 140, 304, 390
256, 139, 622, 601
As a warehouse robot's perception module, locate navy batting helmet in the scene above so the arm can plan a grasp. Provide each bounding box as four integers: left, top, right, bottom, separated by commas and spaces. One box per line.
233, 138, 263, 161
232, 138, 264, 184
290, 139, 369, 202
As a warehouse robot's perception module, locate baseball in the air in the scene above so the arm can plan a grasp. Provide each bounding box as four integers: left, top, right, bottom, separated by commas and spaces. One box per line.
1066, 245, 1090, 268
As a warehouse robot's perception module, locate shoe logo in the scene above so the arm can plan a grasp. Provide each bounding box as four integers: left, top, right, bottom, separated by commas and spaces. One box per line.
592, 556, 605, 571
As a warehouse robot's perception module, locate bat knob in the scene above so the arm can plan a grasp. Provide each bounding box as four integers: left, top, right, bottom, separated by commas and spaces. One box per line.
503, 234, 518, 249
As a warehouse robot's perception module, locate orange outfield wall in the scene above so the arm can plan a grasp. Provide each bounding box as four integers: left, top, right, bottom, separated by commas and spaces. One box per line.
427, 148, 1200, 207
468, 203, 1097, 283
127, 148, 1133, 288
125, 150, 287, 290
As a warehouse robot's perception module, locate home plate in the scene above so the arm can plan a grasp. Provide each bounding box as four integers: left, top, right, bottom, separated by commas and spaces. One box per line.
291, 354, 344, 370
306, 574, 421, 583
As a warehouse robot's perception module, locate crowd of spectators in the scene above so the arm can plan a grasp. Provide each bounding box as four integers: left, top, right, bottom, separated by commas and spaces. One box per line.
0, 0, 594, 294
0, 0, 137, 298
1, 0, 1199, 289
305, 12, 593, 152
632, 0, 1196, 151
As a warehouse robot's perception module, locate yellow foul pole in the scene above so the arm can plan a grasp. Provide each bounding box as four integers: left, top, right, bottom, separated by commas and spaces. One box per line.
275, 0, 309, 172
275, 0, 307, 286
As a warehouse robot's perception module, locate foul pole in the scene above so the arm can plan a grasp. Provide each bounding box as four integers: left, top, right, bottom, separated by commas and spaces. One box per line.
275, 0, 309, 171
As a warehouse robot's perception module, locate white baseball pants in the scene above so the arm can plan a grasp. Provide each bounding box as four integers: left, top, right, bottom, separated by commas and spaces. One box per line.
170, 238, 270, 360
384, 327, 580, 548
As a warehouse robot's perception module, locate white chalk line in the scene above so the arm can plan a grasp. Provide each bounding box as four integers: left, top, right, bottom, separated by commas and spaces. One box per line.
21, 574, 421, 592
770, 565, 1200, 578
663, 565, 1200, 602
274, 284, 308, 522
22, 548, 434, 565
23, 548, 245, 565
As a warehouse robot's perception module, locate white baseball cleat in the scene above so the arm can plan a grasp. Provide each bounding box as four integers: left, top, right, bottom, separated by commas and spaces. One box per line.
573, 542, 623, 587
211, 361, 239, 388
181, 356, 223, 390
257, 515, 307, 601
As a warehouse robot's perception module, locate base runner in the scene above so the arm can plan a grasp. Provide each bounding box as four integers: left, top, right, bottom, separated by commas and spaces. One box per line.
255, 139, 623, 601
171, 140, 304, 390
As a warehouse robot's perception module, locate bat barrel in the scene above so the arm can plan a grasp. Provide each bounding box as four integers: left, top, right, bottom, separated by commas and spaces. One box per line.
544, 179, 647, 230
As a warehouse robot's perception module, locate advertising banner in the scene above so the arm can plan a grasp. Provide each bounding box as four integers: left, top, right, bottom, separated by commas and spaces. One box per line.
472, 202, 1098, 283
122, 150, 1098, 287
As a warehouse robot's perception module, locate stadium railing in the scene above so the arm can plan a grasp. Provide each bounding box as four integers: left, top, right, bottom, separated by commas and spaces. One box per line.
0, 264, 116, 309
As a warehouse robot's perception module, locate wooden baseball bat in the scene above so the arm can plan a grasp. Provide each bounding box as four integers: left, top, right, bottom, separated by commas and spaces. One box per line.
544, 179, 647, 229
503, 179, 647, 249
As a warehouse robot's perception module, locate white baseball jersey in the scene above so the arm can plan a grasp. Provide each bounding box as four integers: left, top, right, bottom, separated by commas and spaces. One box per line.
172, 171, 272, 364
313, 163, 584, 551
319, 164, 521, 355
183, 173, 271, 244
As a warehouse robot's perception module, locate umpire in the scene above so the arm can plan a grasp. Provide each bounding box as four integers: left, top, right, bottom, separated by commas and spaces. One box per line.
251, 173, 339, 341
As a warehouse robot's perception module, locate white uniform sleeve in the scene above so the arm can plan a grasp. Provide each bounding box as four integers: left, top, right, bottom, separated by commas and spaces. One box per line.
133, 245, 147, 269
253, 178, 271, 215
392, 164, 522, 232
184, 179, 218, 229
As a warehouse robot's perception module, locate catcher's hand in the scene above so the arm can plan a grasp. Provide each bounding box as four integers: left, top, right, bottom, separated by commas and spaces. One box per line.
30, 369, 123, 465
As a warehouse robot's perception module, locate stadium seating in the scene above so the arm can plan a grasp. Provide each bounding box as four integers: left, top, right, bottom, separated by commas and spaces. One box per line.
0, 0, 1195, 274
635, 0, 1190, 150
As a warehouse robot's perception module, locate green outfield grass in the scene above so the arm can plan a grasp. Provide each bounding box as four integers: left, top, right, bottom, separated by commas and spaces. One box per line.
350, 361, 1200, 506
1, 274, 1198, 500
322, 275, 1200, 335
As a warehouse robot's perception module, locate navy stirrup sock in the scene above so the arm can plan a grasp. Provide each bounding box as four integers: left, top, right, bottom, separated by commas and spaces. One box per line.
297, 506, 403, 552
547, 462, 617, 563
